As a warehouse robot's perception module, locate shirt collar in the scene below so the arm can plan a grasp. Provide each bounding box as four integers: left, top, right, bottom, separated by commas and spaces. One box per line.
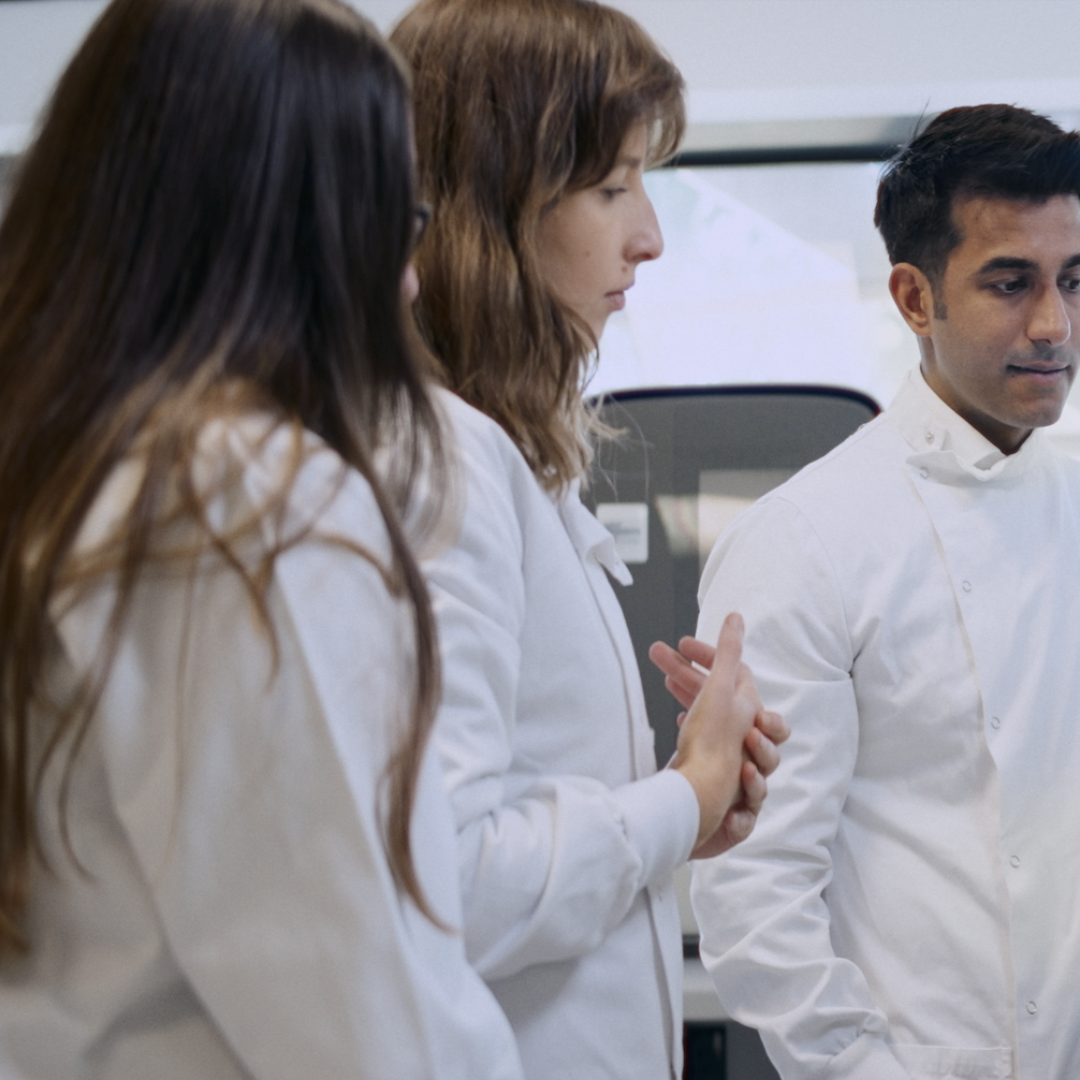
889, 367, 1047, 484
905, 368, 1006, 470
556, 478, 633, 586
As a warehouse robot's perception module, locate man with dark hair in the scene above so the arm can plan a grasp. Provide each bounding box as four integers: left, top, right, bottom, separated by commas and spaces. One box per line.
691, 105, 1080, 1079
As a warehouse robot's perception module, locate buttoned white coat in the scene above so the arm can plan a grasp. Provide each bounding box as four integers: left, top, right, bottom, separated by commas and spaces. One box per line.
425, 391, 700, 1080
693, 372, 1080, 1080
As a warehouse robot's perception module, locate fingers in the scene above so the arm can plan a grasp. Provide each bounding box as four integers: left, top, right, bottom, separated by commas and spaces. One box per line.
649, 641, 700, 686
650, 617, 752, 717
647, 639, 680, 676
662, 613, 784, 851
740, 759, 767, 815
649, 641, 695, 680
671, 617, 784, 856
689, 762, 768, 860
691, 814, 752, 859
691, 805, 756, 859
650, 640, 705, 710
676, 636, 716, 670
664, 675, 697, 712
743, 725, 781, 778
756, 709, 790, 747
721, 807, 757, 848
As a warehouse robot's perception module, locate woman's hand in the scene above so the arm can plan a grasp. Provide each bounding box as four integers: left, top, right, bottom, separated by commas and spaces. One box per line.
649, 619, 789, 859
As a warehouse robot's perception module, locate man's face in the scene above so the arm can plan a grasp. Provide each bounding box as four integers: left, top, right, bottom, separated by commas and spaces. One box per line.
915, 193, 1080, 452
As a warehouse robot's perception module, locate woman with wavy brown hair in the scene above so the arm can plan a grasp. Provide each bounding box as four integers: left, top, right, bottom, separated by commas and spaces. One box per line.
392, 2, 788, 1076
0, 0, 523, 1076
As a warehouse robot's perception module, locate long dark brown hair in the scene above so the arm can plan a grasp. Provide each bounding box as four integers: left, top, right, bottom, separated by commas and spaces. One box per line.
391, 0, 684, 489
0, 0, 443, 953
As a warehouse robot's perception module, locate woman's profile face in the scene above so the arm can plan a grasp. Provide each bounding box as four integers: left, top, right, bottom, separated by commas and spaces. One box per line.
535, 123, 663, 341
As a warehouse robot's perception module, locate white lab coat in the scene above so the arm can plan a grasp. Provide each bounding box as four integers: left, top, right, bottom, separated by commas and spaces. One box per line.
424, 391, 700, 1080
0, 416, 523, 1080
692, 371, 1080, 1080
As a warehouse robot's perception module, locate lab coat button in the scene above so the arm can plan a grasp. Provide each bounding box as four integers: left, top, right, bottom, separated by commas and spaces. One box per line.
1010, 855, 1021, 868
1026, 1001, 1037, 1015
925, 431, 935, 444
962, 581, 972, 592
990, 716, 1001, 730
919, 467, 930, 478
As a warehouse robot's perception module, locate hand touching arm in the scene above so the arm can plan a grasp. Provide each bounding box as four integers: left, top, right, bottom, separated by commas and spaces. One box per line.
649, 631, 789, 856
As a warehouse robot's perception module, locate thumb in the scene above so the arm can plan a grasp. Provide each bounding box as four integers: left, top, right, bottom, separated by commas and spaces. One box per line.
709, 612, 745, 690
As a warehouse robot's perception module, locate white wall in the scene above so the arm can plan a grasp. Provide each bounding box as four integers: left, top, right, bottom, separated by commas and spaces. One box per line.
5, 0, 1080, 155
625, 0, 1080, 139
0, 0, 105, 152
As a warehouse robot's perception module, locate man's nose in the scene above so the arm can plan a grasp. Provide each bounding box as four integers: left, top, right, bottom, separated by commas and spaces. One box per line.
1029, 285, 1072, 348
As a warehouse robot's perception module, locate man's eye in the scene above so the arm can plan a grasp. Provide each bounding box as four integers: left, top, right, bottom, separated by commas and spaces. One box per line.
1062, 275, 1080, 293
994, 278, 1026, 294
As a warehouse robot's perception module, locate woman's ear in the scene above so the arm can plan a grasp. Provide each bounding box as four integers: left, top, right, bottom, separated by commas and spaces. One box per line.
888, 262, 937, 337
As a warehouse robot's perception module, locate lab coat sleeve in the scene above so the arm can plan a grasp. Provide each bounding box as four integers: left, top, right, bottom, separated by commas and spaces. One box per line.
692, 496, 911, 1080
426, 405, 698, 981
57, 436, 522, 1080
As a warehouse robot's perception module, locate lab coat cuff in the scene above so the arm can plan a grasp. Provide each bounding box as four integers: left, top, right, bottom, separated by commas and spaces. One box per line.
614, 769, 699, 887
824, 1032, 910, 1080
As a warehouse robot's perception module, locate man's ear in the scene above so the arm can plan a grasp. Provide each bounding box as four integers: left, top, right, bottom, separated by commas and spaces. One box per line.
888, 263, 936, 337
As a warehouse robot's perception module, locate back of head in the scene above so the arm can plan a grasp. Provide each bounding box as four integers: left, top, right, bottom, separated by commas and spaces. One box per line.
875, 104, 1080, 282
392, 0, 684, 488
0, 0, 426, 465
0, 0, 441, 951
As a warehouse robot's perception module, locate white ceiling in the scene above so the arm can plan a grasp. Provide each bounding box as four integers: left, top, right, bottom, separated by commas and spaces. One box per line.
4, 0, 1080, 154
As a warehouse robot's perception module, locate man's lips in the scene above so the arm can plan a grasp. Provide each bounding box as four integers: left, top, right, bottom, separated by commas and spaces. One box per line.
1002, 354, 1071, 375
1006, 359, 1072, 376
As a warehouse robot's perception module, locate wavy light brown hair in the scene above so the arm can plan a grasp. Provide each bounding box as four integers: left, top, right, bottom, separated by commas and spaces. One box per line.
0, 0, 443, 954
391, 0, 684, 488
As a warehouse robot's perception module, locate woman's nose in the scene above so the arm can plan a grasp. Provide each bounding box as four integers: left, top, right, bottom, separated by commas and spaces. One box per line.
627, 193, 663, 265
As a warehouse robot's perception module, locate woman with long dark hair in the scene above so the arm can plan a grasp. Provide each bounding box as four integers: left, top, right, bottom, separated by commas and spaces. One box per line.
0, 0, 521, 1076
392, 2, 788, 1077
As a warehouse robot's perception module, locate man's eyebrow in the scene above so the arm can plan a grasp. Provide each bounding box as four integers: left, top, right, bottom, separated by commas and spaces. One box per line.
975, 257, 1038, 274
974, 254, 1080, 274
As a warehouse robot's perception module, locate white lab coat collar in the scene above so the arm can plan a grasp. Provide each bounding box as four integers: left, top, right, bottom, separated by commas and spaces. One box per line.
889, 368, 1048, 485
556, 478, 633, 585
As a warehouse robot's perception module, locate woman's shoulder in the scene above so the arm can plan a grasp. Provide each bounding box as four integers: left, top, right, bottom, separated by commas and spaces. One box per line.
72, 412, 388, 570
435, 387, 564, 507
435, 389, 530, 475
204, 416, 403, 572
425, 389, 595, 586
433, 388, 559, 525
204, 414, 352, 512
